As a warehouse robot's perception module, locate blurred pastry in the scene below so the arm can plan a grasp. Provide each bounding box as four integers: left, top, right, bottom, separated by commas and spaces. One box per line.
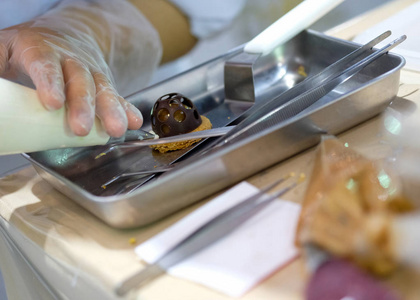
296, 136, 414, 276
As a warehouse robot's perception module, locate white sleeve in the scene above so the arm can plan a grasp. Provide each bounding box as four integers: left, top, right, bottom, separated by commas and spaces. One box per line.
0, 0, 61, 29
168, 0, 247, 39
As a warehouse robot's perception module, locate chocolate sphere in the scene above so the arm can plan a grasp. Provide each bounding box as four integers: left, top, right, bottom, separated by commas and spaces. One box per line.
151, 93, 202, 137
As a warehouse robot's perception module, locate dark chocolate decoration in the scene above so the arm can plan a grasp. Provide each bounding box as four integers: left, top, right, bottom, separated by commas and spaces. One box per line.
151, 93, 202, 137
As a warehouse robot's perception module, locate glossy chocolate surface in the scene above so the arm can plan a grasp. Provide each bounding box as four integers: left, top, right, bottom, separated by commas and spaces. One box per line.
151, 93, 202, 137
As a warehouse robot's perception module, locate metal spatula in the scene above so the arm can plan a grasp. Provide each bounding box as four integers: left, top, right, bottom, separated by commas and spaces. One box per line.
224, 0, 344, 102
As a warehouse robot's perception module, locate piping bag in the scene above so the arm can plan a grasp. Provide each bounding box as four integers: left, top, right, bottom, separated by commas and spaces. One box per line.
0, 78, 110, 155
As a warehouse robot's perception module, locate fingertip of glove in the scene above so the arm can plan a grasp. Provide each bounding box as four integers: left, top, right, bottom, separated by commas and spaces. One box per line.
70, 120, 93, 137
38, 86, 66, 111
105, 119, 128, 138
119, 98, 143, 129
127, 107, 144, 130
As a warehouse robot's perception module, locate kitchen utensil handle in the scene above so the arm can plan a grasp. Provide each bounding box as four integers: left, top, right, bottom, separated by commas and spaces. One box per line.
244, 0, 344, 55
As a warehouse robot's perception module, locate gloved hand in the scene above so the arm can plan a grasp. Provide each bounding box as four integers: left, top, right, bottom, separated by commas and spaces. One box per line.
0, 0, 162, 137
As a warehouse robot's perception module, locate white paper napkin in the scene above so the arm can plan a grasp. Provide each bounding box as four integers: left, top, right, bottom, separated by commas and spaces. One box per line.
135, 181, 301, 297
353, 1, 420, 72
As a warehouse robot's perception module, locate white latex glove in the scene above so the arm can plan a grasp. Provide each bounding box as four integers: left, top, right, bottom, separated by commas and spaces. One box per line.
0, 0, 162, 137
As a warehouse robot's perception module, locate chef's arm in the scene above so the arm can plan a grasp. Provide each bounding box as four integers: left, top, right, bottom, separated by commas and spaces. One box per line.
0, 0, 198, 140
1, 0, 245, 139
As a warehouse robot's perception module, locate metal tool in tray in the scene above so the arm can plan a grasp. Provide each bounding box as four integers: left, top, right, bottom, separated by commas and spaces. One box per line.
115, 31, 399, 152
216, 32, 406, 146
95, 28, 398, 192
100, 31, 405, 183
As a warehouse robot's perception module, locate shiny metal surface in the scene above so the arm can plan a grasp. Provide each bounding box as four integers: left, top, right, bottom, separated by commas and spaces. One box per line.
224, 52, 260, 101
24, 30, 405, 228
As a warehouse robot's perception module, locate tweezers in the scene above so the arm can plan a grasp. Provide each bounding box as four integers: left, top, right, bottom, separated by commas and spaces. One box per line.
107, 31, 391, 155
115, 176, 300, 296
101, 31, 405, 192
95, 126, 234, 159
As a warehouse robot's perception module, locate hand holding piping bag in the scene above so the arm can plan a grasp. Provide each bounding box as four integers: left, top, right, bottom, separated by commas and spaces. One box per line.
0, 0, 163, 138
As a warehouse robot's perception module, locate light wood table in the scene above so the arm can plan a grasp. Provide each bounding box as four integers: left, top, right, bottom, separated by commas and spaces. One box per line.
1, 0, 420, 299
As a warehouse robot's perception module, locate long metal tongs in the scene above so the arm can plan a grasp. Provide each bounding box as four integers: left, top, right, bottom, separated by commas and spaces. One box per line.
115, 176, 301, 296
99, 32, 404, 189
214, 31, 405, 146
94, 126, 234, 159
106, 31, 400, 153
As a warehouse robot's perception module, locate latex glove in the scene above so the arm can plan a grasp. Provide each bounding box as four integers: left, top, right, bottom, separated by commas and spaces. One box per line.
0, 0, 162, 137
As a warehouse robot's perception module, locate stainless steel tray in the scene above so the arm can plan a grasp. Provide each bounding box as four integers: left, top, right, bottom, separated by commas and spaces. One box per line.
24, 30, 405, 228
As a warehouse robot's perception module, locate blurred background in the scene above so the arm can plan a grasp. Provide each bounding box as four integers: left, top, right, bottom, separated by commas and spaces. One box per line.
151, 0, 394, 83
